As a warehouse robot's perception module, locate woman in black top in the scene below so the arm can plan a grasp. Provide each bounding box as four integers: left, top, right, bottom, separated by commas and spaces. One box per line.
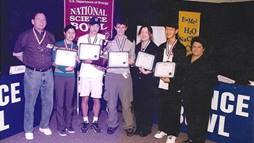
131, 25, 159, 137
182, 37, 217, 143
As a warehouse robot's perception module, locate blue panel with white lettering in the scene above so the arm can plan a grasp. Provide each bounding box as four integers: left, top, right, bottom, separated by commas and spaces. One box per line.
179, 82, 254, 143
1, 74, 254, 142
0, 74, 24, 139
208, 83, 254, 143
0, 74, 41, 139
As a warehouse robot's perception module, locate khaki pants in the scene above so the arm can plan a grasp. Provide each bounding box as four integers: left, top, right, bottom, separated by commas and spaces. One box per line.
104, 72, 135, 129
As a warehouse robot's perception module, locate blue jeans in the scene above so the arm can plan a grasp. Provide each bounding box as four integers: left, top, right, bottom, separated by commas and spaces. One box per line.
23, 68, 54, 132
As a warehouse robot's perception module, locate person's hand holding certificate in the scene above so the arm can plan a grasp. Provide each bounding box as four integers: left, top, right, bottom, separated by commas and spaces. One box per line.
154, 62, 176, 77
108, 52, 129, 68
54, 48, 77, 67
135, 52, 155, 71
91, 56, 108, 68
79, 43, 101, 60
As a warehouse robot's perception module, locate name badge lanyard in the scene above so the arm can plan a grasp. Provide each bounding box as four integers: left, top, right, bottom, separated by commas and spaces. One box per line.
138, 40, 150, 76
166, 40, 177, 61
88, 34, 98, 44
33, 28, 46, 52
116, 36, 127, 51
64, 39, 73, 49
116, 37, 128, 78
115, 37, 127, 66
141, 40, 150, 52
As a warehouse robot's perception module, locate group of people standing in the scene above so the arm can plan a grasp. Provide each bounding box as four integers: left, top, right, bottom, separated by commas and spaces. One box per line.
13, 12, 217, 143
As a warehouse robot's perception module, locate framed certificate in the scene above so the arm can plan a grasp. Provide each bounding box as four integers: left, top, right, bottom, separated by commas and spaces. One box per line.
135, 52, 155, 70
78, 43, 101, 60
54, 48, 77, 67
108, 52, 129, 68
154, 62, 176, 77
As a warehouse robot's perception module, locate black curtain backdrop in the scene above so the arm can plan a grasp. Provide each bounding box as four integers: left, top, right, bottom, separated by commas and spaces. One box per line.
1, 0, 254, 84
0, 0, 5, 75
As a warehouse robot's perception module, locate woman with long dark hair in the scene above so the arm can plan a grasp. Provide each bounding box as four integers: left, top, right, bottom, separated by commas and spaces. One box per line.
131, 25, 159, 137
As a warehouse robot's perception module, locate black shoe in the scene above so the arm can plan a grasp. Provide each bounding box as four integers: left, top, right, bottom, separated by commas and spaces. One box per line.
134, 128, 141, 135
125, 128, 135, 137
182, 139, 193, 143
107, 126, 118, 135
81, 122, 89, 133
91, 122, 101, 133
66, 127, 75, 134
139, 130, 151, 137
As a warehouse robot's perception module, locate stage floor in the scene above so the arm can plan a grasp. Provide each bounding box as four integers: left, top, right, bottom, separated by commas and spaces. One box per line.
1, 111, 216, 143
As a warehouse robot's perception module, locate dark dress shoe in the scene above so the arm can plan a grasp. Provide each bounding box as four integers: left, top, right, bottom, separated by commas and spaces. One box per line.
139, 130, 151, 137
182, 139, 193, 143
125, 128, 135, 137
134, 128, 141, 135
107, 126, 118, 135
80, 122, 89, 133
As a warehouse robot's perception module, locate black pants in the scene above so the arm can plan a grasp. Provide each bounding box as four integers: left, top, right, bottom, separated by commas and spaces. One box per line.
157, 88, 181, 136
133, 81, 155, 133
184, 95, 211, 143
54, 76, 75, 131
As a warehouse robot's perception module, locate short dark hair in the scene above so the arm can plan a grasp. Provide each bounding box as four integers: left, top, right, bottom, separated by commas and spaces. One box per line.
89, 16, 101, 25
191, 36, 207, 49
114, 17, 128, 26
164, 18, 179, 29
164, 22, 178, 29
32, 12, 46, 19
64, 24, 76, 33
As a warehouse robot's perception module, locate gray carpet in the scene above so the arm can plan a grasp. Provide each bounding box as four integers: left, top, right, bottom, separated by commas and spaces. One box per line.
1, 111, 216, 143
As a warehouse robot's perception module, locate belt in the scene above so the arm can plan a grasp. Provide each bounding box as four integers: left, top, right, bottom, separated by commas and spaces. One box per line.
26, 66, 51, 72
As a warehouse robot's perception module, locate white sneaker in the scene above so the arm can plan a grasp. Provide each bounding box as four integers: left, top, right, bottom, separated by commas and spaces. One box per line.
66, 127, 75, 134
25, 132, 34, 140
39, 127, 52, 135
154, 130, 167, 139
166, 135, 176, 143
58, 130, 67, 137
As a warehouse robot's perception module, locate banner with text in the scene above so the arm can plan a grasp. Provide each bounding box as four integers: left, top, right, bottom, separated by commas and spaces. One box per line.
1, 74, 253, 142
207, 83, 254, 143
0, 74, 41, 140
64, 0, 114, 39
180, 83, 254, 143
178, 11, 201, 55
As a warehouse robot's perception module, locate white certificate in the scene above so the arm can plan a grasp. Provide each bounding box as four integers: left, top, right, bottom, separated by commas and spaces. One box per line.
55, 49, 77, 67
135, 52, 155, 70
154, 62, 175, 77
79, 43, 101, 60
108, 52, 129, 68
